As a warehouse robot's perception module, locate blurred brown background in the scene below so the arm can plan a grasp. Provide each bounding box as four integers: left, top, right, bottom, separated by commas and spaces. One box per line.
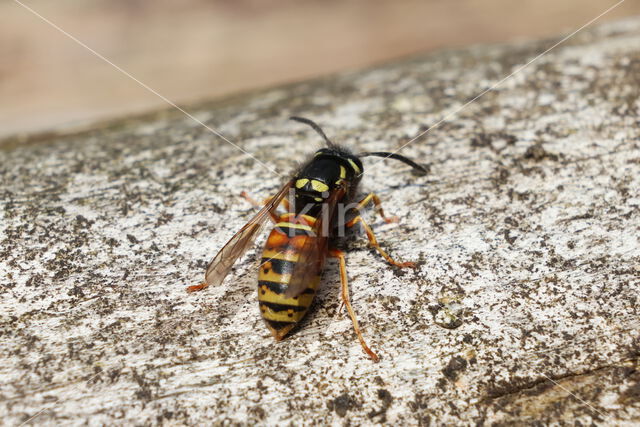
1, 0, 638, 138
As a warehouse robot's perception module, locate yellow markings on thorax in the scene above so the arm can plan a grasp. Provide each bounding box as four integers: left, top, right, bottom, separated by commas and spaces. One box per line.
335, 165, 348, 186
310, 180, 329, 193
295, 178, 328, 194
348, 158, 361, 174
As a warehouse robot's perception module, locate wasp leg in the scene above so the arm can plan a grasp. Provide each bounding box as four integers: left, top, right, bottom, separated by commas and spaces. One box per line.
354, 193, 399, 224
329, 248, 380, 362
240, 191, 291, 222
345, 216, 416, 268
186, 282, 208, 292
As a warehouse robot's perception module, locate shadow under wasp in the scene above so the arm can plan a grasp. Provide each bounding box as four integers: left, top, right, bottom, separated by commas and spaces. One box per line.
187, 116, 426, 361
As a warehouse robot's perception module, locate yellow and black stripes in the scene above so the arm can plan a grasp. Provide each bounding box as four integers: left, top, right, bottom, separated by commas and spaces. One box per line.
258, 274, 320, 338
258, 213, 323, 340
258, 280, 316, 297
261, 257, 295, 276
274, 222, 314, 237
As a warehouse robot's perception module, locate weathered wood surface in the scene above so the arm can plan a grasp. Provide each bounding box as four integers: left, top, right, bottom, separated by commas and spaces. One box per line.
1, 17, 639, 426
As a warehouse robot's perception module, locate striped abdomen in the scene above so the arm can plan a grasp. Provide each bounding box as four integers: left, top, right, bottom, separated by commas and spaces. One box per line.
258, 213, 323, 340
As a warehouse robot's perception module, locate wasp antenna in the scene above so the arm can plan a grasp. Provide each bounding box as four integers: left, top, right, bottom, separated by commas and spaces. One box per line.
290, 116, 335, 148
358, 151, 428, 174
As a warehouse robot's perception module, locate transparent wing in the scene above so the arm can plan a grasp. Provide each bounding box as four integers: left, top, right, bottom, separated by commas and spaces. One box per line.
197, 180, 293, 290
284, 189, 343, 298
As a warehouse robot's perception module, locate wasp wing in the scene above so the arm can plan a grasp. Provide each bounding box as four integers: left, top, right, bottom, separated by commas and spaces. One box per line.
194, 180, 293, 291
284, 189, 344, 298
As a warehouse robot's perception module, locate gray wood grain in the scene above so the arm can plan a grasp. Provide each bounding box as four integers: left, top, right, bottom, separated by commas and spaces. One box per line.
1, 17, 639, 425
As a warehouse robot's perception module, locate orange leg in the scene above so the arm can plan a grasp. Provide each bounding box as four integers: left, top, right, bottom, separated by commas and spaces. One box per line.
186, 282, 207, 292
329, 249, 380, 362
345, 215, 416, 268
354, 193, 399, 224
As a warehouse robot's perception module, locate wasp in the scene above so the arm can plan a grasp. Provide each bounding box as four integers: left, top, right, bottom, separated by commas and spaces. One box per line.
187, 117, 426, 361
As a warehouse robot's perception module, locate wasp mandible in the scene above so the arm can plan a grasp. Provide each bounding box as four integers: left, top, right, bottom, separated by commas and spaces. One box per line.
187, 117, 426, 361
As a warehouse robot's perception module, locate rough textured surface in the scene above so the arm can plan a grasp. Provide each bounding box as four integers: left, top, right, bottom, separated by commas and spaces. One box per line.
1, 17, 640, 426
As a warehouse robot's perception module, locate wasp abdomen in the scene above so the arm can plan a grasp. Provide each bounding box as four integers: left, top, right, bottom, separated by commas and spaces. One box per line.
258, 214, 323, 340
